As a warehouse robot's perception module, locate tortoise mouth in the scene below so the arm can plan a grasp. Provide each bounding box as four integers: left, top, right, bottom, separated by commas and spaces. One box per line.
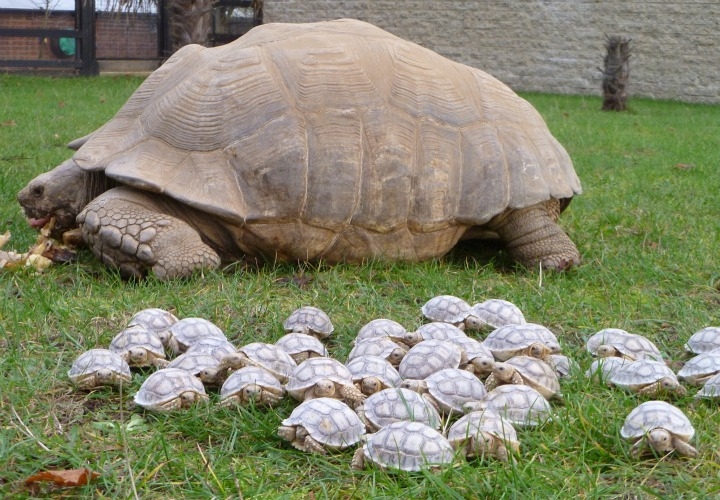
28, 216, 51, 229
23, 209, 78, 239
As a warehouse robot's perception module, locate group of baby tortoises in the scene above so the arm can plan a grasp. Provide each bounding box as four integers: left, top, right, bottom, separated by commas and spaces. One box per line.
68, 295, 720, 471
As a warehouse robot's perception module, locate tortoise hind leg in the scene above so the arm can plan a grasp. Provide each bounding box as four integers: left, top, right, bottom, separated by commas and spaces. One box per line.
77, 187, 221, 279
487, 200, 580, 271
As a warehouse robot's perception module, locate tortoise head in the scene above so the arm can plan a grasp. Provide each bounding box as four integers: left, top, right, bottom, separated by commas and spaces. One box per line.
399, 378, 425, 393
95, 368, 116, 385
360, 377, 383, 395
470, 357, 495, 375
491, 363, 516, 383
17, 159, 112, 238
647, 428, 673, 454
241, 384, 264, 401
469, 431, 496, 458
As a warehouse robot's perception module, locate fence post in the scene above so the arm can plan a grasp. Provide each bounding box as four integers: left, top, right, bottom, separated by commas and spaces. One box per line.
78, 0, 98, 75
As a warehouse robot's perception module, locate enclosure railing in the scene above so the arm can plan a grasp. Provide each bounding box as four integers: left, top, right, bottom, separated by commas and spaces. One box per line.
0, 0, 97, 75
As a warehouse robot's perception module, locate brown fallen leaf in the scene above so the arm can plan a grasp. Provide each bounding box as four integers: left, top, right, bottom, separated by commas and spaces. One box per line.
42, 244, 78, 264
674, 163, 694, 170
24, 468, 100, 487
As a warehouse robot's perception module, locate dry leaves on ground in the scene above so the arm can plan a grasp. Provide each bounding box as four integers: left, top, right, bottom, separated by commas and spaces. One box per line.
24, 468, 100, 488
0, 220, 78, 272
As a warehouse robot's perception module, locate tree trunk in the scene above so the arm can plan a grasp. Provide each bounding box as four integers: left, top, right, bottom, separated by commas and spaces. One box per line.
601, 36, 631, 111
168, 0, 215, 51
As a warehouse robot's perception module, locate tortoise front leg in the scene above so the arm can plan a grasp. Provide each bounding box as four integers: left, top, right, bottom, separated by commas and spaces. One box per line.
351, 447, 366, 469
487, 200, 580, 271
484, 373, 499, 391
671, 437, 698, 458
494, 443, 510, 462
287, 426, 327, 454
628, 438, 647, 458
77, 187, 220, 279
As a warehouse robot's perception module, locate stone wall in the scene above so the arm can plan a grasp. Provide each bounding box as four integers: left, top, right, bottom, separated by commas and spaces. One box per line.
264, 0, 720, 104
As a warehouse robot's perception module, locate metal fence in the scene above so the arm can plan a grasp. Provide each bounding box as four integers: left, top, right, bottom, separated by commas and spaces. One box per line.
0, 0, 97, 75
0, 0, 262, 76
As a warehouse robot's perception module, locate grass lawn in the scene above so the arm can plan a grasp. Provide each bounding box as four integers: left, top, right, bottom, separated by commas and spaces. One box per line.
1, 73, 719, 498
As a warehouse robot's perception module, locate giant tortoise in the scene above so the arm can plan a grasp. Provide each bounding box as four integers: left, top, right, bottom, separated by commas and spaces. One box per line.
17, 19, 581, 279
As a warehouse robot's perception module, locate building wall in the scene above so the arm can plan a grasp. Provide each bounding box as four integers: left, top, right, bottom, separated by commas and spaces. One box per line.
263, 0, 720, 104
0, 10, 75, 61
3, 2, 718, 103
0, 9, 157, 62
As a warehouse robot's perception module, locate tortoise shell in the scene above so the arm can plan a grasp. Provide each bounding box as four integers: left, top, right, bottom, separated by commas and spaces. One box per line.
223, 342, 297, 383
587, 329, 662, 361
483, 323, 559, 361
609, 359, 685, 395
347, 337, 407, 366
61, 19, 579, 268
356, 387, 441, 431
185, 336, 237, 361
482, 384, 553, 428
282, 306, 334, 339
285, 357, 360, 403
279, 397, 365, 450
677, 349, 720, 385
355, 318, 408, 345
133, 368, 208, 411
470, 299, 526, 329
586, 328, 633, 355
620, 401, 697, 458
684, 327, 720, 354
585, 357, 631, 383
696, 372, 720, 399
345, 355, 403, 394
412, 367, 488, 415
356, 421, 454, 471
164, 317, 227, 354
275, 332, 329, 362
421, 295, 476, 326
109, 325, 167, 368
621, 401, 694, 441
489, 355, 562, 400
398, 339, 462, 379
68, 348, 132, 389
127, 308, 178, 335
447, 409, 520, 460
166, 351, 221, 385
405, 322, 468, 346
220, 366, 286, 406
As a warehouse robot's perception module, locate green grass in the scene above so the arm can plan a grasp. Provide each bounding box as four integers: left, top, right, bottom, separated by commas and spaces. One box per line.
1, 74, 720, 498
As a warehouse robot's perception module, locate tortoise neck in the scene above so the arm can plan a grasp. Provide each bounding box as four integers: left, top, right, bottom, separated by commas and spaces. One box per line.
85, 171, 119, 204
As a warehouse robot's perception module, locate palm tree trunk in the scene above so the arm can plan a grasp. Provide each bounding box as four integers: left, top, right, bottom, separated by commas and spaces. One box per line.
601, 36, 631, 111
168, 0, 215, 51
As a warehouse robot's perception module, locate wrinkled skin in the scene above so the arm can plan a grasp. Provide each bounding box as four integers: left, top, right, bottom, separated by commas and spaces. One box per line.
17, 160, 96, 240
19, 163, 225, 279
